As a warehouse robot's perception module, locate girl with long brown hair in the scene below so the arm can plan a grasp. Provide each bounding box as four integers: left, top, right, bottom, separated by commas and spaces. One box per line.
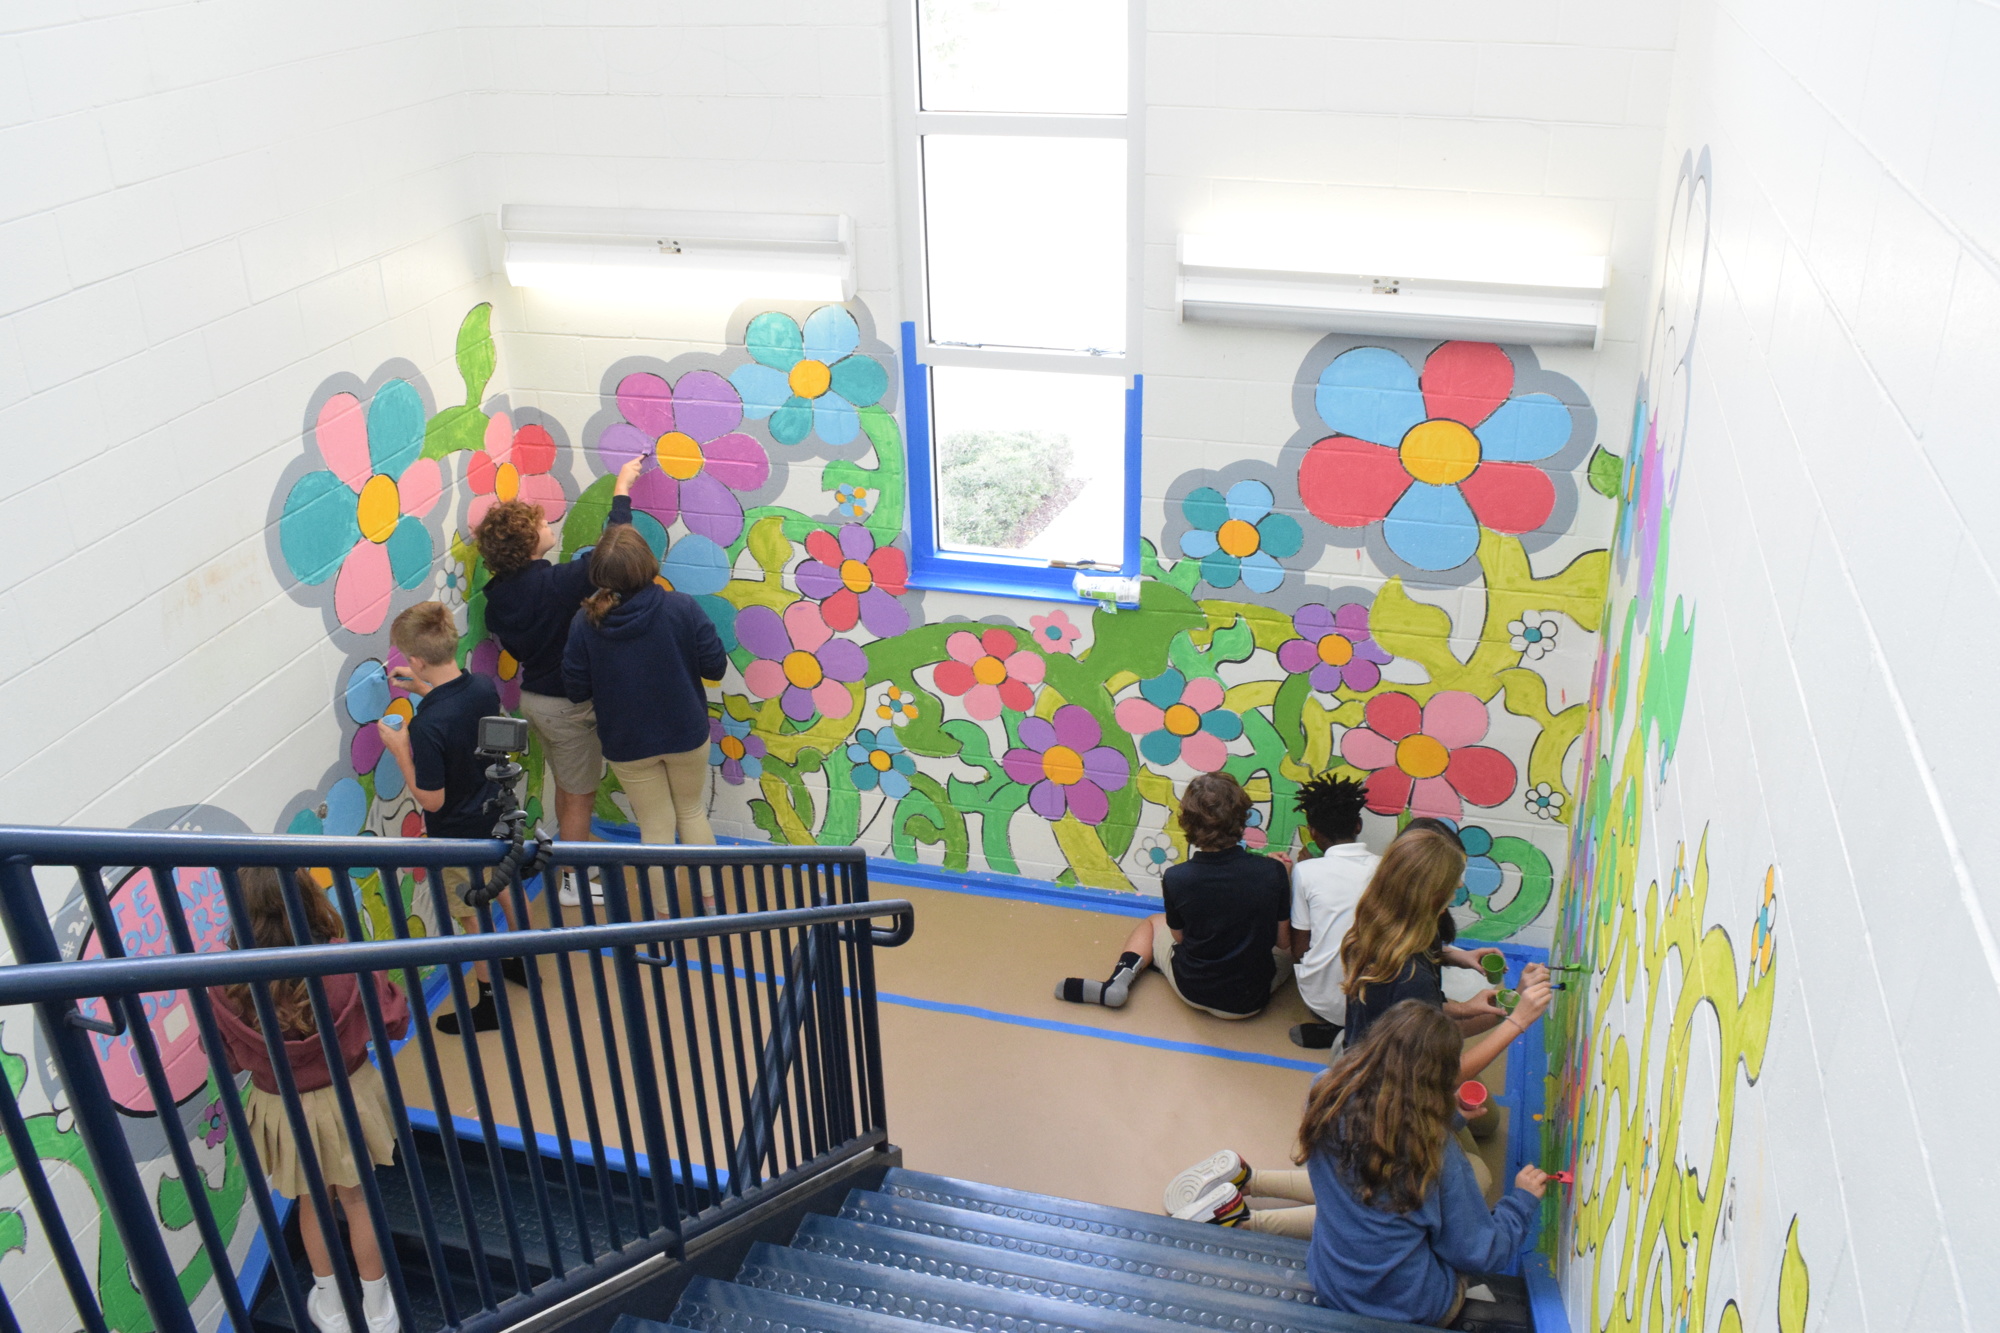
208, 868, 409, 1333
1296, 1000, 1546, 1325
1339, 828, 1550, 1081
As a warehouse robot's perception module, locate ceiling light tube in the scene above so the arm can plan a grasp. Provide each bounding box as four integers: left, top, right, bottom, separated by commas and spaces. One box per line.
502, 205, 855, 306
1176, 234, 1607, 348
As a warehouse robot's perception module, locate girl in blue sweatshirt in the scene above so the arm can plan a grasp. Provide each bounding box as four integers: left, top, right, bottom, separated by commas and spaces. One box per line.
562, 524, 728, 892
1299, 999, 1545, 1327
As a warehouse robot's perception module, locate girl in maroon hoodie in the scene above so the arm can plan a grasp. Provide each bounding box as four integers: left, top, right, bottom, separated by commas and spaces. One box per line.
210, 868, 409, 1333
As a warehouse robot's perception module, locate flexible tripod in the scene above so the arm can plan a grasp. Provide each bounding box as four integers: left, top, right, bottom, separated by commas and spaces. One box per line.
459, 750, 556, 909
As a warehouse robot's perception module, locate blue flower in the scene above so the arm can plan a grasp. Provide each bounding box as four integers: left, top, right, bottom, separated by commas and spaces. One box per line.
847, 727, 916, 798
729, 307, 889, 447
1429, 817, 1504, 905
709, 714, 766, 786
1178, 480, 1303, 593
833, 481, 875, 522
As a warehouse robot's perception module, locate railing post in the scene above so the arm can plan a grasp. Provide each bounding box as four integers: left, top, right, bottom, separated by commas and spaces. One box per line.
0, 857, 198, 1333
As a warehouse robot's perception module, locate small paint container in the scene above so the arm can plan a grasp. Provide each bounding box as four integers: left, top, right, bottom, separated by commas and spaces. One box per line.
1496, 988, 1520, 1012
1480, 954, 1506, 984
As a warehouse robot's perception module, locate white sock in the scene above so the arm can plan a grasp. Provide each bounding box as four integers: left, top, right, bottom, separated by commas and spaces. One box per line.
361, 1277, 391, 1318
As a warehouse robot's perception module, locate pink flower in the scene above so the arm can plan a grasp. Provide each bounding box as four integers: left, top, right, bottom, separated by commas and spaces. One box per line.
468, 412, 566, 531
932, 628, 1045, 720
738, 600, 868, 722
1339, 690, 1516, 819
1028, 608, 1082, 655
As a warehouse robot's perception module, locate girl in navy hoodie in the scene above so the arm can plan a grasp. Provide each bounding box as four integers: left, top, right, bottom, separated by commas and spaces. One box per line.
562, 524, 728, 892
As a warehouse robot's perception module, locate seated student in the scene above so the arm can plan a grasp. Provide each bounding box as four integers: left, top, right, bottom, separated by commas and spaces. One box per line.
474, 456, 642, 906
1285, 773, 1377, 1049
375, 602, 515, 1034
1056, 772, 1293, 1018
1302, 1000, 1545, 1326
1340, 829, 1550, 1083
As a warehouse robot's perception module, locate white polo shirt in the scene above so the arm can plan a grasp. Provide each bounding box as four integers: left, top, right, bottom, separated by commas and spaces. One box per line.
1290, 842, 1381, 1024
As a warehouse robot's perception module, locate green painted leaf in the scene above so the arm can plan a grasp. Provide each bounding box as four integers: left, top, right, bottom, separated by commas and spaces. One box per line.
1587, 444, 1623, 499
747, 514, 793, 576
457, 303, 496, 405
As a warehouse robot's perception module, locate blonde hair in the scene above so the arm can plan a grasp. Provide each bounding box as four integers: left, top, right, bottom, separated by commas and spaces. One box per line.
390, 601, 459, 665
1339, 830, 1466, 1002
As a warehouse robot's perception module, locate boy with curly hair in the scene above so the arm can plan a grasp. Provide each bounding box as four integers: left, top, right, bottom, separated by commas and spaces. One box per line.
1056, 772, 1294, 1018
474, 456, 640, 905
1285, 772, 1376, 1048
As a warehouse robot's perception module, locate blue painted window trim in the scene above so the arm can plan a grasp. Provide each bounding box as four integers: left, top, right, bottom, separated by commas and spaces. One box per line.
900, 321, 1141, 603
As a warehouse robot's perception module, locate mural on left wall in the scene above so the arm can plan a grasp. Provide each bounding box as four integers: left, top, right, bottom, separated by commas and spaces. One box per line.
1, 300, 1619, 1329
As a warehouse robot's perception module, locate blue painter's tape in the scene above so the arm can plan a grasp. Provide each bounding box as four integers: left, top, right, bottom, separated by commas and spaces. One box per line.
1523, 1253, 1569, 1331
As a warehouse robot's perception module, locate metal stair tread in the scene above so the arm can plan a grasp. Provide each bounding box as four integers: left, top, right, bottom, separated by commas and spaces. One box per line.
668, 1275, 965, 1333
878, 1168, 1309, 1265
837, 1190, 1317, 1300
787, 1214, 1426, 1333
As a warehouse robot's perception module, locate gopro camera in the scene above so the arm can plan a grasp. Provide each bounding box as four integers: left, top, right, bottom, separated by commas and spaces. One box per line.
476, 715, 530, 756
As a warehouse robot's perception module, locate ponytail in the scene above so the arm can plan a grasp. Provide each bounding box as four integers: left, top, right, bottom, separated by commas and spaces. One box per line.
584, 587, 622, 626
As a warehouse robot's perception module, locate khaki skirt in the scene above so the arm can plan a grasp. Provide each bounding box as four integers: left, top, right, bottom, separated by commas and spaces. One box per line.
244, 1060, 398, 1197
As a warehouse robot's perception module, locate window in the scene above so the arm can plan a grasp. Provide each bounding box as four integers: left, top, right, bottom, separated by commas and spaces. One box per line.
893, 0, 1143, 599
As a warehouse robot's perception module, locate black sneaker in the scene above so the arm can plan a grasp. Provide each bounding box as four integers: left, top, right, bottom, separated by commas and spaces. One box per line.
1289, 1022, 1341, 1049
500, 956, 533, 988
436, 987, 500, 1035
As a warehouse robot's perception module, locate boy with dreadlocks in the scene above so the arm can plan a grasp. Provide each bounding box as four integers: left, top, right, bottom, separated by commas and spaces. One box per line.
1286, 773, 1377, 1049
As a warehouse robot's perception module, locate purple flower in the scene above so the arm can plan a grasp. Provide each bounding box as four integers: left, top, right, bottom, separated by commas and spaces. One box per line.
1001, 705, 1129, 825
794, 524, 911, 638
596, 371, 771, 546
738, 600, 869, 723
1276, 602, 1391, 693
708, 714, 766, 786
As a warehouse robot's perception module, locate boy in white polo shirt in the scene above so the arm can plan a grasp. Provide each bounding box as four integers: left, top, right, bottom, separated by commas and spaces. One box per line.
1286, 773, 1376, 1048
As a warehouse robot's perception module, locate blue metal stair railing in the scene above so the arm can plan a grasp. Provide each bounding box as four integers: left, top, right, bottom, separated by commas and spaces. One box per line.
0, 827, 911, 1333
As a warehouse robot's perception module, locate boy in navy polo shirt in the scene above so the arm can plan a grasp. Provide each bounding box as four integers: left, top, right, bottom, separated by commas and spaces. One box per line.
376, 601, 515, 1033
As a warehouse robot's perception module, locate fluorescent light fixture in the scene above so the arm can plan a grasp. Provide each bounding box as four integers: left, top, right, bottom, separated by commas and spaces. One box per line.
1177, 233, 1607, 348
502, 205, 854, 306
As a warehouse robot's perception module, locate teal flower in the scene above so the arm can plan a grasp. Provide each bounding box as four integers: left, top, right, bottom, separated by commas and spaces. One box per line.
1178, 480, 1303, 593
847, 727, 916, 798
729, 307, 888, 446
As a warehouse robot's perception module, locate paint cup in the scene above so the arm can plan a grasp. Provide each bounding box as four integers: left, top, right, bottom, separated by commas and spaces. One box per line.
1480, 953, 1506, 984
1496, 988, 1520, 1012
1457, 1080, 1500, 1141
381, 715, 403, 731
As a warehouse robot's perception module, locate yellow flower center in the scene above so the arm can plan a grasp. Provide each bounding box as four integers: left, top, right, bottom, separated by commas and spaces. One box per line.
840, 558, 873, 593
356, 474, 401, 544
1042, 744, 1085, 785
782, 651, 823, 689
1399, 419, 1483, 486
973, 655, 1008, 687
1216, 518, 1261, 558
789, 359, 832, 399
656, 431, 705, 481
495, 462, 521, 501
384, 699, 414, 726
1163, 703, 1202, 736
498, 650, 519, 681
869, 749, 894, 772
1317, 634, 1354, 667
720, 735, 745, 760
1396, 733, 1452, 779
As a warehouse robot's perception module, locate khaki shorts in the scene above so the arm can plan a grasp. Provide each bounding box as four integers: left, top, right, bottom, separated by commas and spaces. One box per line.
1152, 916, 1295, 1020
519, 690, 605, 797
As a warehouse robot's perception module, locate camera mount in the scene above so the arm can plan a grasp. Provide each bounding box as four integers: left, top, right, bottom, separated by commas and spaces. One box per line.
461, 715, 554, 909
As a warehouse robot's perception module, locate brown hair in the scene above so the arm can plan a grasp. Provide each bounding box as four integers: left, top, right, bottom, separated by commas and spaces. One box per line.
390, 601, 459, 666
1177, 772, 1252, 852
1339, 829, 1466, 1001
1293, 999, 1461, 1211
474, 499, 546, 578
583, 524, 659, 626
223, 868, 347, 1038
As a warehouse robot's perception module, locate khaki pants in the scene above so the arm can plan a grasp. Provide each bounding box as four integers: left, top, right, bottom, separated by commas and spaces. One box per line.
609, 747, 714, 907
1236, 1138, 1490, 1239
1151, 917, 1296, 1020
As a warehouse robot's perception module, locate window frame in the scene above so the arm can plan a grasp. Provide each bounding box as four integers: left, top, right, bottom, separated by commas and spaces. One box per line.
890, 0, 1146, 601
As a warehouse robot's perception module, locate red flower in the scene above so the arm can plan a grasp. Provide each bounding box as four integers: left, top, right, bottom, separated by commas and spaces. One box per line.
933, 628, 1044, 720
1339, 690, 1516, 819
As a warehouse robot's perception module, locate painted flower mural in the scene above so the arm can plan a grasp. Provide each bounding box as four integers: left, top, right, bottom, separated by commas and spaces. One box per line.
874, 684, 921, 728
1114, 669, 1241, 771
796, 524, 910, 637
730, 307, 889, 446
848, 728, 917, 799
738, 600, 867, 722
1339, 690, 1516, 819
344, 656, 415, 800
1133, 834, 1176, 877
1299, 342, 1573, 571
280, 381, 443, 633
1028, 609, 1082, 655
1524, 781, 1564, 819
470, 638, 522, 712
1276, 602, 1391, 694
709, 714, 766, 786
933, 627, 1044, 720
1179, 480, 1303, 593
467, 412, 566, 531
597, 370, 771, 545
833, 482, 874, 522
1509, 610, 1559, 660
1001, 705, 1129, 825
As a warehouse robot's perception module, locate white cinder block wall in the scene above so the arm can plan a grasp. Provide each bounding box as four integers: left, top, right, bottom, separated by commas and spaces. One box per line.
1559, 0, 2000, 1328
0, 1, 498, 840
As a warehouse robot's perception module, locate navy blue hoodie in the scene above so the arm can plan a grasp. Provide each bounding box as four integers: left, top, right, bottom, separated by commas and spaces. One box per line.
562, 583, 727, 761
484, 494, 633, 699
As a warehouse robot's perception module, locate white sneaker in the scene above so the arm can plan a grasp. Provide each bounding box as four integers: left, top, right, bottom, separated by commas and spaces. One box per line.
308, 1280, 351, 1333
361, 1277, 398, 1333
1164, 1148, 1249, 1217
556, 868, 603, 908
